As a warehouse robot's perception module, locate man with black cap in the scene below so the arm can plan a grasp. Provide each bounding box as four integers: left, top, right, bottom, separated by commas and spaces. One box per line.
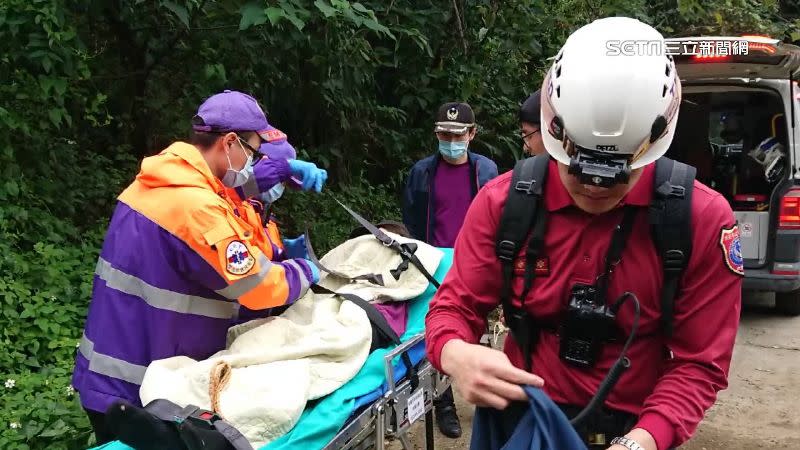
519, 89, 546, 156
401, 102, 498, 438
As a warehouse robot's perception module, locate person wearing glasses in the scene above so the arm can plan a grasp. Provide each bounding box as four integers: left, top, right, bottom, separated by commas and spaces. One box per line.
240, 128, 317, 306
519, 89, 546, 156
71, 90, 323, 444
401, 101, 498, 438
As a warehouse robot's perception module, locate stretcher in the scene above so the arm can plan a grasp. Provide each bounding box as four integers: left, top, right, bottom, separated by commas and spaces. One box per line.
262, 246, 454, 450
322, 333, 451, 450
90, 247, 454, 450
91, 343, 450, 450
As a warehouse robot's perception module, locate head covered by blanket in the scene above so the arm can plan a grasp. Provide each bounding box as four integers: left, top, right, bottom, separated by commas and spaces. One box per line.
316, 228, 443, 302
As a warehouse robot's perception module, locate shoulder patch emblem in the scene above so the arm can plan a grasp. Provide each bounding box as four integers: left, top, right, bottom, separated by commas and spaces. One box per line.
226, 240, 255, 275
719, 225, 744, 276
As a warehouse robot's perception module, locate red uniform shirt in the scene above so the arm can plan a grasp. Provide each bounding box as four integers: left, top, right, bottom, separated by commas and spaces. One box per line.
425, 160, 742, 450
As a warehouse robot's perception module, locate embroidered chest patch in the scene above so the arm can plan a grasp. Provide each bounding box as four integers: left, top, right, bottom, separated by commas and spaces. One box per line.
719, 225, 744, 276
226, 240, 255, 275
514, 257, 550, 276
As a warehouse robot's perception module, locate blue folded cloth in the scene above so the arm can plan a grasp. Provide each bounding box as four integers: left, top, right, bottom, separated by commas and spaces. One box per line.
470, 386, 587, 450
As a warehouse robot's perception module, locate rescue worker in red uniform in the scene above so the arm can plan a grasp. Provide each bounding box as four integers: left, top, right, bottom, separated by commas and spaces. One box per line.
425, 17, 742, 450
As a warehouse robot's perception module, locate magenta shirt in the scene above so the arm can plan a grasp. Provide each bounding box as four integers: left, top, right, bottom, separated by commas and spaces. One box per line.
431, 161, 473, 247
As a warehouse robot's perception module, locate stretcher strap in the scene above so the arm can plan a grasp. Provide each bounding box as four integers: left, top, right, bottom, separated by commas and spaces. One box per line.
310, 284, 419, 390
326, 194, 441, 288
304, 226, 385, 286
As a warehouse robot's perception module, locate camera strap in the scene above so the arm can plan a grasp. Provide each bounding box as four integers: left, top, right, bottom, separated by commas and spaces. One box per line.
595, 207, 639, 299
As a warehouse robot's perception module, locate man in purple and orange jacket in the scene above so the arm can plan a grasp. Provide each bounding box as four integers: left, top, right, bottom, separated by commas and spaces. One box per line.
72, 90, 327, 444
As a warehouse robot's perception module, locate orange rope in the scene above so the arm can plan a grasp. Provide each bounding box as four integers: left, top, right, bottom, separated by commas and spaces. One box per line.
209, 360, 232, 420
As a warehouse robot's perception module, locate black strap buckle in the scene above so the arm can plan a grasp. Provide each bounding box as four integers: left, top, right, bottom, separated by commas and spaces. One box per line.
186, 409, 220, 427
663, 249, 685, 271
515, 180, 538, 195
497, 240, 516, 262
656, 181, 686, 199
390, 244, 416, 279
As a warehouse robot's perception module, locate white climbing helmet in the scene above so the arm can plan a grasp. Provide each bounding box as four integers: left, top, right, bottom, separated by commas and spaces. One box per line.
540, 17, 681, 186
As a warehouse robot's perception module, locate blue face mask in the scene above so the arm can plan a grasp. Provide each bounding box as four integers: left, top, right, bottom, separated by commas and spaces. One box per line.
261, 182, 285, 205
438, 140, 468, 160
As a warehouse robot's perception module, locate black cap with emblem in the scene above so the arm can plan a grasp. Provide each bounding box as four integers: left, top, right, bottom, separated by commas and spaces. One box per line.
434, 102, 476, 135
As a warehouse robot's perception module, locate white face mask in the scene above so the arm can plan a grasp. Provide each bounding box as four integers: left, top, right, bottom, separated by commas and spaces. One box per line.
221, 139, 254, 188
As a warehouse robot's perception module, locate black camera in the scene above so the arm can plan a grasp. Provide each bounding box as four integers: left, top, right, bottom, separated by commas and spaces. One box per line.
559, 284, 618, 369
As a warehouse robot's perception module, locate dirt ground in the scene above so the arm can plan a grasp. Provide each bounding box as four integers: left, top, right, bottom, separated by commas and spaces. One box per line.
387, 292, 800, 449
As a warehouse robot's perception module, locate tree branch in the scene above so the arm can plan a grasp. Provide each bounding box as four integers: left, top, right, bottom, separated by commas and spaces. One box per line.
141, 0, 209, 81
451, 0, 468, 54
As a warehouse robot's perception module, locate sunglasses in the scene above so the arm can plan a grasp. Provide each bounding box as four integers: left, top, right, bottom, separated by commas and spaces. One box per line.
235, 136, 267, 166
215, 132, 265, 166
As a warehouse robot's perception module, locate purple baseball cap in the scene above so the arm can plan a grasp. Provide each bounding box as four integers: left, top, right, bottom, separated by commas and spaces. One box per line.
258, 125, 302, 189
191, 90, 273, 140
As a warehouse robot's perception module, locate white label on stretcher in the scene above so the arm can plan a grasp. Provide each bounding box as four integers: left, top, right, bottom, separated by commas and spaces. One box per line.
408, 389, 425, 424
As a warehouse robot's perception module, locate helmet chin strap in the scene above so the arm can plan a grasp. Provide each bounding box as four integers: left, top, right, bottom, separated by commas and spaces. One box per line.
568, 149, 632, 187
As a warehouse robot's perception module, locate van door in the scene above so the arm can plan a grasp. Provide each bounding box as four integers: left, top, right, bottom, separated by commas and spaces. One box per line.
671, 36, 800, 271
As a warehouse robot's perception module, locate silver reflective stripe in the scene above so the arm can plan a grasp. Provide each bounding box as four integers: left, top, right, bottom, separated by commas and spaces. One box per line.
283, 259, 310, 293
79, 334, 147, 385
95, 257, 236, 319
231, 302, 241, 320
215, 254, 273, 299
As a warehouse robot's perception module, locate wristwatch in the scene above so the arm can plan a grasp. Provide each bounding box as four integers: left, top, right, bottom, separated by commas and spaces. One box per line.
610, 436, 645, 450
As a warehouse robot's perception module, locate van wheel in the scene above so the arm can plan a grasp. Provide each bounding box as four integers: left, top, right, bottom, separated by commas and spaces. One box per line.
775, 291, 800, 316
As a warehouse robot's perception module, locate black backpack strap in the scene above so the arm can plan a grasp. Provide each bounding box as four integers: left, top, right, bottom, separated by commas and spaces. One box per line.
310, 284, 419, 389
495, 154, 549, 371
649, 157, 695, 336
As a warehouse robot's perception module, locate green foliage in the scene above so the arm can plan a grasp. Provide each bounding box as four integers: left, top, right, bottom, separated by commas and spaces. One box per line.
1, 0, 800, 447
275, 176, 401, 254
0, 370, 93, 450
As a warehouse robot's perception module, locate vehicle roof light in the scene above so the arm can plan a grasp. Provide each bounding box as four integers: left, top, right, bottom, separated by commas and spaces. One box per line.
692, 53, 730, 61
748, 42, 777, 54
741, 34, 771, 39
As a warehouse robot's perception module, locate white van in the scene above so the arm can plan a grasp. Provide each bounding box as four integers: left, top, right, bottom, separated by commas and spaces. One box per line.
666, 35, 800, 315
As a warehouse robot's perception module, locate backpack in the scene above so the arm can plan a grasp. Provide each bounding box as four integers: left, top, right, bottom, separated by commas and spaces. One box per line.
495, 154, 695, 371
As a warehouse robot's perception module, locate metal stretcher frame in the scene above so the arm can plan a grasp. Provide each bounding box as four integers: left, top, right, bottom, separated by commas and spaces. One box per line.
322, 333, 451, 450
